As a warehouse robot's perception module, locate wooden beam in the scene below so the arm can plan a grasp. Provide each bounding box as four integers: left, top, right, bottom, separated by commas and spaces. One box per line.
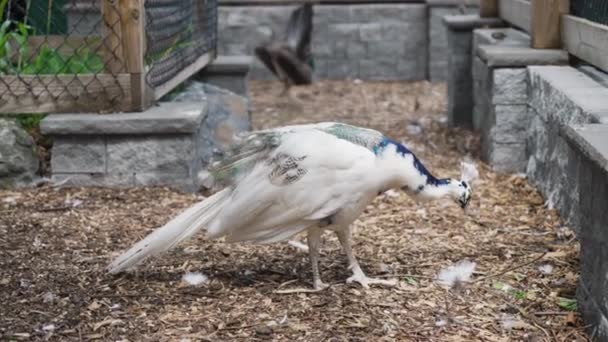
498, 0, 532, 33
0, 74, 132, 114
562, 15, 608, 73
102, 0, 124, 74
480, 0, 499, 17
531, 0, 569, 49
118, 0, 153, 111
154, 51, 216, 101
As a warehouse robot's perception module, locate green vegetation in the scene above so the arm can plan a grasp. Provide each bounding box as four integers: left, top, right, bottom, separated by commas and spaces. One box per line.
0, 0, 103, 76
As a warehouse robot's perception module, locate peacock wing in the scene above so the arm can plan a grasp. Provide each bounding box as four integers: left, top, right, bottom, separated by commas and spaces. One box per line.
206, 128, 377, 244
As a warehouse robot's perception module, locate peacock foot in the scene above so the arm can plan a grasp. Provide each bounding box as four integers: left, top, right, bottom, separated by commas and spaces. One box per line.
346, 273, 398, 289
313, 279, 330, 291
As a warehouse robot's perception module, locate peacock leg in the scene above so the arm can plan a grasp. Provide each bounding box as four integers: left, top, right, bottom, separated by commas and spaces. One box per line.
307, 227, 329, 290
336, 227, 397, 289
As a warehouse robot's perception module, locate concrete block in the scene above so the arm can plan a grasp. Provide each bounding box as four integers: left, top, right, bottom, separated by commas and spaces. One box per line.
327, 23, 360, 40
361, 23, 413, 42
106, 136, 195, 174
492, 68, 528, 104
366, 41, 405, 57
346, 40, 367, 59
490, 104, 529, 143
360, 58, 398, 80
477, 45, 569, 67
51, 137, 106, 174
350, 4, 426, 22
488, 142, 527, 173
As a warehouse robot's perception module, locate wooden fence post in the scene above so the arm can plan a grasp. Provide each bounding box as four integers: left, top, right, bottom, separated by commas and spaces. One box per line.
532, 0, 570, 49
480, 0, 499, 17
102, 0, 124, 74
118, 0, 151, 111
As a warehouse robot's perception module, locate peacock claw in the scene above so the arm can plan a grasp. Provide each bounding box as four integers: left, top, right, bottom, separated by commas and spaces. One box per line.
346, 274, 398, 289
313, 280, 330, 291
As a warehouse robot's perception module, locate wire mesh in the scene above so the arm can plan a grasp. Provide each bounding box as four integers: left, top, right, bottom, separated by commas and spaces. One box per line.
0, 0, 128, 113
144, 0, 217, 89
571, 0, 608, 26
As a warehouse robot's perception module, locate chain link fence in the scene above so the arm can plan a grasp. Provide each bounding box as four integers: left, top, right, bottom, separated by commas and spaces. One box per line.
571, 0, 608, 26
0, 0, 128, 113
145, 0, 217, 89
0, 0, 217, 114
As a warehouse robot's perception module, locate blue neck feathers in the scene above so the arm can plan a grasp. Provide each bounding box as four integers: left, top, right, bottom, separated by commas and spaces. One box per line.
374, 137, 450, 187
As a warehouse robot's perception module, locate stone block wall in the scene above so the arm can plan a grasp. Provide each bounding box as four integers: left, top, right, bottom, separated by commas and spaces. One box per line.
471, 29, 532, 173
562, 124, 608, 340
470, 27, 568, 173
526, 66, 608, 228
41, 83, 251, 192
219, 3, 429, 80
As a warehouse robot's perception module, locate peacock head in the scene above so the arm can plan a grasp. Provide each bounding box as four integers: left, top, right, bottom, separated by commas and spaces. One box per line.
438, 179, 472, 209
456, 180, 472, 209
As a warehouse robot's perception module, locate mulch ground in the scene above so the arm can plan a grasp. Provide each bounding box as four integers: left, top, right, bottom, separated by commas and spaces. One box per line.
0, 80, 588, 341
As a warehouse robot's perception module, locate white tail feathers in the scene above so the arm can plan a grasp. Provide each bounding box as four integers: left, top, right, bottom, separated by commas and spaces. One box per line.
106, 188, 231, 274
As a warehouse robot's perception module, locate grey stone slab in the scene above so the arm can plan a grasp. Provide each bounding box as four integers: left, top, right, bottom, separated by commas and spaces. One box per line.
492, 68, 528, 104
477, 45, 569, 67
562, 124, 608, 174
488, 142, 527, 173
443, 14, 504, 31
473, 27, 530, 48
51, 137, 106, 174
107, 135, 195, 174
41, 102, 207, 135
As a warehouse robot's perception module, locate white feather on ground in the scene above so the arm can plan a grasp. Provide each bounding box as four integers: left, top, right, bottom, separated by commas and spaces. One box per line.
436, 260, 476, 288
287, 240, 309, 252
182, 272, 209, 286
538, 264, 554, 275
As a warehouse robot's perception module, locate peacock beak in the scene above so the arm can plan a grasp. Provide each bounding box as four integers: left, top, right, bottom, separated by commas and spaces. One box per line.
459, 194, 470, 209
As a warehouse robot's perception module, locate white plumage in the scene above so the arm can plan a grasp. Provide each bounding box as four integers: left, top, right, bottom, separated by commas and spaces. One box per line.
107, 122, 473, 289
